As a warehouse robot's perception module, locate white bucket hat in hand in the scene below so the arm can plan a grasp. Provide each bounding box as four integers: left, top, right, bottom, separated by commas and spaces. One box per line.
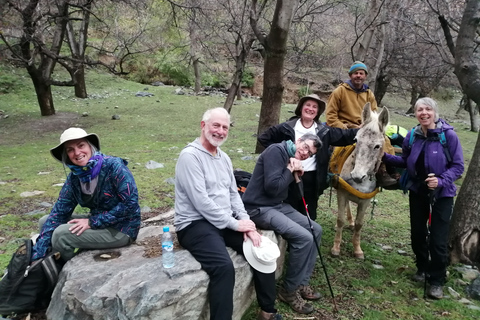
243, 235, 280, 273
50, 127, 100, 162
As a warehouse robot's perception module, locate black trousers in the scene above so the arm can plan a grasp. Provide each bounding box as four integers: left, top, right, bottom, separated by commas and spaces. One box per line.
177, 220, 276, 320
286, 170, 319, 220
409, 191, 453, 286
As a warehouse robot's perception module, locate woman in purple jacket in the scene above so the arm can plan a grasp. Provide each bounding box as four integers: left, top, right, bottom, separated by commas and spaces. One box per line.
383, 98, 464, 299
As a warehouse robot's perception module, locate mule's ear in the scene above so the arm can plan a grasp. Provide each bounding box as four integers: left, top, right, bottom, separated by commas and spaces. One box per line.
378, 106, 389, 132
362, 102, 372, 124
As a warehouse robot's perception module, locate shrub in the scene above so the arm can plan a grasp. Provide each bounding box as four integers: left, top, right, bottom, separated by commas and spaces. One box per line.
202, 72, 227, 88
241, 69, 255, 88
124, 58, 162, 84
298, 86, 312, 98
158, 62, 192, 86
432, 87, 456, 101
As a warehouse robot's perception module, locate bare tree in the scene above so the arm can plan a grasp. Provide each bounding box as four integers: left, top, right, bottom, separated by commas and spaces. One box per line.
0, 0, 69, 116
350, 0, 386, 62
448, 0, 480, 268
65, 0, 93, 98
427, 0, 480, 132
370, 0, 453, 107
251, 0, 298, 153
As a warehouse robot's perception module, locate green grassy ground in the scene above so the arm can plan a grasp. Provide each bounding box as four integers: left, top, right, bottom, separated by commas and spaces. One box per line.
0, 66, 478, 319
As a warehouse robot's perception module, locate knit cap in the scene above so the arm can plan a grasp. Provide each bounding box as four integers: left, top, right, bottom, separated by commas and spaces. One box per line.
349, 61, 368, 75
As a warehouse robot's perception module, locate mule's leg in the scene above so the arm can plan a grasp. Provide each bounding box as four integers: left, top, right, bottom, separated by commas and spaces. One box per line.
352, 200, 370, 259
332, 190, 347, 257
346, 201, 355, 229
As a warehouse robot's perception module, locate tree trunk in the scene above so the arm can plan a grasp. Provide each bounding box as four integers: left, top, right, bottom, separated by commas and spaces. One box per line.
449, 0, 480, 268
189, 10, 201, 94
224, 72, 241, 113
370, 22, 386, 94
449, 134, 480, 268
224, 34, 255, 112
73, 66, 87, 98
29, 71, 55, 116
193, 58, 201, 93
467, 100, 479, 132
373, 68, 389, 105
254, 0, 298, 153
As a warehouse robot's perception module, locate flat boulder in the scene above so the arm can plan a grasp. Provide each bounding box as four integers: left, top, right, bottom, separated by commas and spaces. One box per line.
47, 227, 285, 320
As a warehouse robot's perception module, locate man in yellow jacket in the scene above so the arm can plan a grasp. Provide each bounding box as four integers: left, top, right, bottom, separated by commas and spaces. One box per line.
326, 61, 377, 129
326, 61, 397, 186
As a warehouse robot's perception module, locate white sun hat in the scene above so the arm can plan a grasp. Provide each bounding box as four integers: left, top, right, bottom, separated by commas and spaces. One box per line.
243, 235, 280, 273
50, 127, 100, 162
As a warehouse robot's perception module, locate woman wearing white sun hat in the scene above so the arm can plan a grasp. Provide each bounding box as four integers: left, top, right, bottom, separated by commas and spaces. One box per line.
32, 127, 141, 262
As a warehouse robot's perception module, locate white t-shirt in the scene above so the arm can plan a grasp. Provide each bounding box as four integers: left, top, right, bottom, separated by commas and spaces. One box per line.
294, 119, 317, 172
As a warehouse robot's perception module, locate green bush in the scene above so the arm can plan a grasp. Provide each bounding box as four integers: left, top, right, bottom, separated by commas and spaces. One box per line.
124, 58, 162, 84
298, 86, 312, 98
158, 62, 192, 86
241, 69, 255, 88
432, 87, 457, 101
202, 72, 222, 87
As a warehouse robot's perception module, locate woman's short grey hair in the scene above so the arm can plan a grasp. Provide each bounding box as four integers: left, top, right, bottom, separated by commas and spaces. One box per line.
298, 133, 322, 151
61, 140, 97, 165
414, 97, 439, 121
202, 107, 231, 123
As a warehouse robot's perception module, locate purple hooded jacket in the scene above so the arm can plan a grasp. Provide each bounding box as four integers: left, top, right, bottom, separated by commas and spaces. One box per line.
383, 119, 464, 198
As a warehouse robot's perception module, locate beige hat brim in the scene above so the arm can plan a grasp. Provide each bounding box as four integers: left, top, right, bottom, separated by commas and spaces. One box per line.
50, 132, 100, 163
242, 236, 278, 274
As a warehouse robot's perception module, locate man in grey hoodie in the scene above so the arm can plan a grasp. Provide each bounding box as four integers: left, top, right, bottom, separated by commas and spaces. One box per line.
174, 108, 281, 320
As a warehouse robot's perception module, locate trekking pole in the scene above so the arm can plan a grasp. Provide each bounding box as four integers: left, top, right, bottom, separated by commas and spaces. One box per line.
424, 173, 435, 299
294, 172, 338, 312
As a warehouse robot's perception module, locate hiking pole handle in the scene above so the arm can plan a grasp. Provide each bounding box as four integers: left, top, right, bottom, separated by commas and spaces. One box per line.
294, 172, 305, 198
294, 171, 301, 183
427, 173, 435, 190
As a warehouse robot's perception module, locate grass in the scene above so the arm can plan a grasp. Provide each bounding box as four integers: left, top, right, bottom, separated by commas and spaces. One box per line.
0, 66, 479, 319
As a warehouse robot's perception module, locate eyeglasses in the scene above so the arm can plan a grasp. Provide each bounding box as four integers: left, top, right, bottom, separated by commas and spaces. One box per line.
301, 142, 315, 157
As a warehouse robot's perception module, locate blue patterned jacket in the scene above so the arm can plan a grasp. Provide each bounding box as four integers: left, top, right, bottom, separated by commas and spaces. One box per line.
32, 155, 141, 260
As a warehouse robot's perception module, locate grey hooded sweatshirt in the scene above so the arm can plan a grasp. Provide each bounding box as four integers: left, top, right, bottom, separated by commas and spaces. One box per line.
174, 138, 250, 232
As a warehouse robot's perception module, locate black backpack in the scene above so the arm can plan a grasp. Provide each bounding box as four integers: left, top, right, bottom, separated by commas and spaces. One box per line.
0, 239, 62, 316
234, 169, 252, 198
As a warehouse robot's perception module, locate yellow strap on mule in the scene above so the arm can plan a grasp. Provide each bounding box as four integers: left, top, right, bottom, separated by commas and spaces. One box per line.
333, 175, 380, 199
329, 145, 356, 175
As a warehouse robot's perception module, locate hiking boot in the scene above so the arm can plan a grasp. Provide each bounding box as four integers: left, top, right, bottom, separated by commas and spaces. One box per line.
376, 163, 398, 188
428, 285, 444, 299
257, 310, 282, 320
278, 287, 314, 314
298, 285, 322, 301
411, 271, 427, 283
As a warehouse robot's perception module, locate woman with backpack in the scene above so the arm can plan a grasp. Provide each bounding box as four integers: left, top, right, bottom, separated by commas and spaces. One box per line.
383, 97, 464, 299
32, 127, 141, 262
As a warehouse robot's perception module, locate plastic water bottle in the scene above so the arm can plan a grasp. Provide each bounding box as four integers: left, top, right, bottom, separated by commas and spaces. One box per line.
162, 226, 175, 268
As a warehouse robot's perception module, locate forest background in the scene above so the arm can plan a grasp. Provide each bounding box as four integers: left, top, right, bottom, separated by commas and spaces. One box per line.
0, 0, 480, 319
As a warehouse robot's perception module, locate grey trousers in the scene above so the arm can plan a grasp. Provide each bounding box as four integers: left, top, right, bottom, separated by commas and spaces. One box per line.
38, 215, 131, 261
249, 204, 323, 292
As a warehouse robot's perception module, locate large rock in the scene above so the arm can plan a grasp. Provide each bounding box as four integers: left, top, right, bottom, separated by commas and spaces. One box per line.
47, 227, 286, 320
466, 276, 480, 301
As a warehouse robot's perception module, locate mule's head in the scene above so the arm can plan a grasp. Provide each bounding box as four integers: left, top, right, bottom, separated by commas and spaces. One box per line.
350, 103, 389, 183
